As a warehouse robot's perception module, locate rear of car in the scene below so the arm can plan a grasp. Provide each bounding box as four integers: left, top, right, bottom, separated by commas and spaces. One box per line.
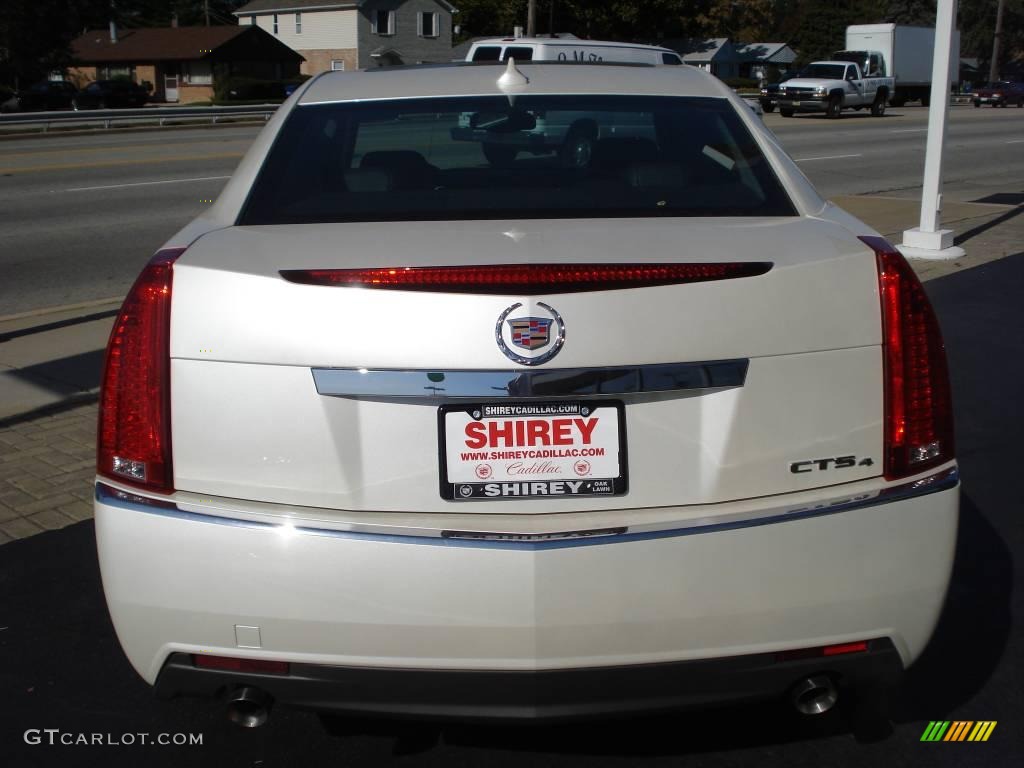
94, 64, 957, 722
973, 81, 1024, 107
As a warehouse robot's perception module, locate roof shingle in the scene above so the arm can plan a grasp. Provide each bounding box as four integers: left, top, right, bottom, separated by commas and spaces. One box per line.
71, 26, 250, 63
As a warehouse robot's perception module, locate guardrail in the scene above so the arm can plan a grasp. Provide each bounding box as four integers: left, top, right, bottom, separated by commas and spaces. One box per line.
0, 104, 280, 133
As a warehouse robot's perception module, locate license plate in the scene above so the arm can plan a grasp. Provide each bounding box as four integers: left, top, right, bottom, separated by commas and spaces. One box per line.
439, 401, 627, 501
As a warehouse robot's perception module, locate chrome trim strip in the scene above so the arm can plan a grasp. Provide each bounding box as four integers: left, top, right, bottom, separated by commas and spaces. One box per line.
311, 360, 749, 400
96, 467, 957, 551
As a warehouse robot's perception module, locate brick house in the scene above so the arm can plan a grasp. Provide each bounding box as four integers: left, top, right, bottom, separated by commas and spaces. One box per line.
68, 25, 303, 104
234, 0, 456, 75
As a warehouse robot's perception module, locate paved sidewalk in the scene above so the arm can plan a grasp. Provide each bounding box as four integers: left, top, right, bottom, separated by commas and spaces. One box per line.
0, 403, 96, 543
1, 193, 1022, 544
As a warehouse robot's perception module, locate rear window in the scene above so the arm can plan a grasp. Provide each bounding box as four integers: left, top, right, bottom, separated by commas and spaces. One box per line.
503, 46, 534, 61
471, 46, 502, 62
239, 95, 795, 225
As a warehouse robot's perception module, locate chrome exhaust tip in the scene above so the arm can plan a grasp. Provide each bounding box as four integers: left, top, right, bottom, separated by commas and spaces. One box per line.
790, 675, 839, 715
226, 686, 272, 728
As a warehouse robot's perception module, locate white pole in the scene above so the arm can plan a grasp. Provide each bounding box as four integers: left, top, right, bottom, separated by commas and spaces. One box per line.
898, 0, 965, 260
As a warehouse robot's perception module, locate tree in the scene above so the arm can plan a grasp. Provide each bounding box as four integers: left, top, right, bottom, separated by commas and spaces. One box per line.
783, 0, 886, 64
691, 0, 778, 42
0, 0, 109, 87
959, 0, 1024, 78
886, 0, 935, 25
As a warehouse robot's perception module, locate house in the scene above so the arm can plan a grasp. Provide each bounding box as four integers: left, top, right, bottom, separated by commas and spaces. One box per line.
663, 38, 740, 79
69, 25, 303, 104
234, 0, 456, 75
734, 42, 797, 80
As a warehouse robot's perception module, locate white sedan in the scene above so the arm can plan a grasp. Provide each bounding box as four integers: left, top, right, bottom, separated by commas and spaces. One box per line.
94, 60, 957, 726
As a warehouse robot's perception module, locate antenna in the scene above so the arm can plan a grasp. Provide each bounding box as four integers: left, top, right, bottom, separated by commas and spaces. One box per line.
497, 58, 529, 90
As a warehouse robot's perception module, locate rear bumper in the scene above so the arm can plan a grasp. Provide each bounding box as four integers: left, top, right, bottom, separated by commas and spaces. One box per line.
155, 639, 903, 721
95, 468, 957, 717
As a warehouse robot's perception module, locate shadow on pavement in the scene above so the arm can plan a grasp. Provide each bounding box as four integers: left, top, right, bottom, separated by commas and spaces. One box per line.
0, 309, 118, 344
893, 493, 1013, 721
7, 349, 105, 394
953, 202, 1022, 246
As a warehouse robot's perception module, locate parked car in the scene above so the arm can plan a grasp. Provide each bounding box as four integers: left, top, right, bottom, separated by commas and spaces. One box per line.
95, 61, 957, 726
0, 80, 77, 112
71, 80, 148, 110
973, 81, 1024, 107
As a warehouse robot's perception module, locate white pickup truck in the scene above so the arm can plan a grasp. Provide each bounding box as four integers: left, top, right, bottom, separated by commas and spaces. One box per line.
776, 61, 893, 118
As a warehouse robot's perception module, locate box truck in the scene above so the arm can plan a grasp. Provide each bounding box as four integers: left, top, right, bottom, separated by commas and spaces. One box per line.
835, 23, 960, 107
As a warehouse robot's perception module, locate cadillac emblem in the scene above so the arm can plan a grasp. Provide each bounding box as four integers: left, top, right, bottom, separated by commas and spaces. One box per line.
496, 302, 565, 366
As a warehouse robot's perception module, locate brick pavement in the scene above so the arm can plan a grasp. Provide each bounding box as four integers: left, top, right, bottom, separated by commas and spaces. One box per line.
0, 402, 97, 543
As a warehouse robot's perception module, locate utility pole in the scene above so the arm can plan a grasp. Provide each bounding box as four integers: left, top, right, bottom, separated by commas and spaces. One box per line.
898, 0, 964, 261
527, 0, 537, 37
989, 0, 1005, 83
204, 0, 211, 27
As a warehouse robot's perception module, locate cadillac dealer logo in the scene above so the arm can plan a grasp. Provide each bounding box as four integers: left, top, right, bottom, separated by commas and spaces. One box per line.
496, 302, 565, 366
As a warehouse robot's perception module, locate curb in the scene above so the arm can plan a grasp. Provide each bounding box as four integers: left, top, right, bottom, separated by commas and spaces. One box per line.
0, 297, 123, 325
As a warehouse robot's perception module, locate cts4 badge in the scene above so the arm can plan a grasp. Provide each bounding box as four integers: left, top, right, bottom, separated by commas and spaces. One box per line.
496, 302, 565, 366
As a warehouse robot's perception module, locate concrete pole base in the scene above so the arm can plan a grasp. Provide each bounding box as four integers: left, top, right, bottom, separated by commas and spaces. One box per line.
898, 228, 965, 261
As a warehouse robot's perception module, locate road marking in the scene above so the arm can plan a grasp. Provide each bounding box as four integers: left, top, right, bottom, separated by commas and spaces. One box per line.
1007, 139, 1024, 144
61, 175, 231, 192
0, 152, 243, 175
794, 153, 864, 162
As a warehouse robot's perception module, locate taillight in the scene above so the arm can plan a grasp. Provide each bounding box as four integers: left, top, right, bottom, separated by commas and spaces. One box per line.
97, 248, 183, 494
279, 262, 772, 294
193, 655, 290, 675
862, 236, 954, 480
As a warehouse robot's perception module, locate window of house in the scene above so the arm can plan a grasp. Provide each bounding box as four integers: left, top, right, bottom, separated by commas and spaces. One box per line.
373, 9, 395, 35
296, 12, 302, 34
331, 60, 346, 71
273, 14, 279, 34
418, 11, 439, 38
98, 64, 135, 80
183, 60, 213, 86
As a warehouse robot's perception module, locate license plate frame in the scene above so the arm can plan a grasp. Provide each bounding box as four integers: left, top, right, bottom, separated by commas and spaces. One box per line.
438, 400, 628, 502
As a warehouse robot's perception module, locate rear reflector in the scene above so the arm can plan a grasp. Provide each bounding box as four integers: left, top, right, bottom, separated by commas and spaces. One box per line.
97, 248, 183, 494
279, 263, 772, 294
193, 655, 290, 675
862, 236, 955, 480
776, 640, 870, 662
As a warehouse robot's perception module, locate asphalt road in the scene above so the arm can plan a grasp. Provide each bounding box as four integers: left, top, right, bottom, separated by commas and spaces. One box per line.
1, 105, 1022, 315
2, 251, 1022, 767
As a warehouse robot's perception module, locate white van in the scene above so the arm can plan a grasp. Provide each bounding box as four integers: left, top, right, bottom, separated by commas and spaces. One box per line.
466, 38, 684, 66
